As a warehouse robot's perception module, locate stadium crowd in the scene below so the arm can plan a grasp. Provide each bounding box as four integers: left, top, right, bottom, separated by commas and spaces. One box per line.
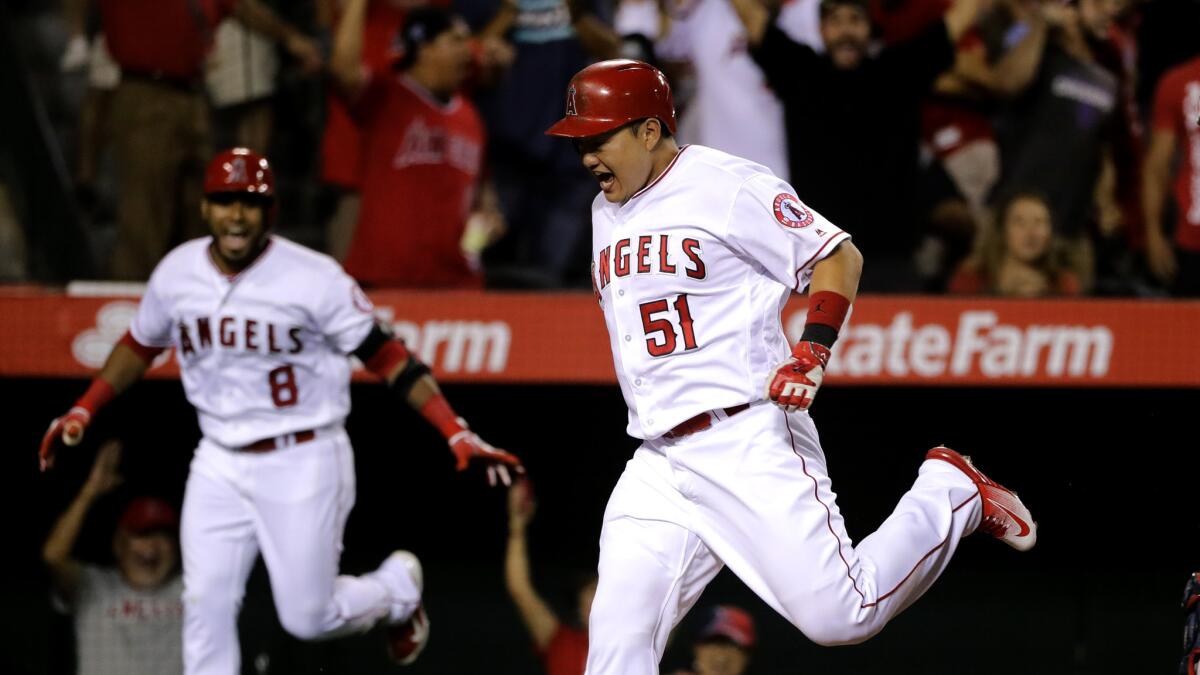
1, 0, 1198, 296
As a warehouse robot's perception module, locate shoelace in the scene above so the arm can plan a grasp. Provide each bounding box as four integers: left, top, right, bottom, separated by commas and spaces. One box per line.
978, 511, 1009, 538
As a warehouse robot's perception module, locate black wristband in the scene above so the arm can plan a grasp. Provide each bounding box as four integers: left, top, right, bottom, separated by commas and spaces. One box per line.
389, 357, 431, 401
799, 323, 838, 349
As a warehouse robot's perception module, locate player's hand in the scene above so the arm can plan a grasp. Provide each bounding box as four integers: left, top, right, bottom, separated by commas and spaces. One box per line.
448, 431, 524, 487
39, 407, 92, 472
765, 341, 831, 412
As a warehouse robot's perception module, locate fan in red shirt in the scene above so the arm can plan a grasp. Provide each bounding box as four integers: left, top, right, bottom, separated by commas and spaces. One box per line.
504, 478, 595, 675
332, 1, 502, 288
1144, 55, 1200, 296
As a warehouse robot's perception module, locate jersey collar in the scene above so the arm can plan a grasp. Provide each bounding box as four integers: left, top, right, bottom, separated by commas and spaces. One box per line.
624, 145, 690, 206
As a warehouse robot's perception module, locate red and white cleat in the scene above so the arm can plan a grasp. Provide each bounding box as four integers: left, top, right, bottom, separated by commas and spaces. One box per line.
387, 603, 429, 666
373, 550, 430, 666
926, 446, 1037, 552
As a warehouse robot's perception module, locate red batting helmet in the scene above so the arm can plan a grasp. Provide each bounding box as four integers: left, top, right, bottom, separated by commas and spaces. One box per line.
204, 147, 275, 199
545, 59, 676, 139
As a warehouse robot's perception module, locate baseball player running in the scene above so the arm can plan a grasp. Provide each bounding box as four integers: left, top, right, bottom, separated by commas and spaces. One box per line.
38, 148, 522, 674
546, 60, 1037, 674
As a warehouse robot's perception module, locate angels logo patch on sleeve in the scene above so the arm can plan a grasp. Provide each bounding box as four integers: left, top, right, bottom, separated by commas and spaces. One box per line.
773, 193, 814, 229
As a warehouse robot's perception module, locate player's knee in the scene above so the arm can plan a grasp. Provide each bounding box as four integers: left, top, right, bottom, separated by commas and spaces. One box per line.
783, 599, 882, 646
277, 603, 332, 641
800, 621, 881, 647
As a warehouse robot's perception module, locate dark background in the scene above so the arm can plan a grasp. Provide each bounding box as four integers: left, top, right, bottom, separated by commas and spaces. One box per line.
4, 379, 1197, 674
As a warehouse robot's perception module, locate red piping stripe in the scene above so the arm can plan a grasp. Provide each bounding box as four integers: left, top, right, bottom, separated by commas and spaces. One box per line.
783, 409, 868, 605
628, 145, 690, 203
783, 410, 980, 610
794, 232, 847, 290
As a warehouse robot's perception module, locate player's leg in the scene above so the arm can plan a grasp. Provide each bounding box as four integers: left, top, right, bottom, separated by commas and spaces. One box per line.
586, 449, 724, 675
181, 441, 261, 675
251, 431, 411, 641
680, 404, 982, 646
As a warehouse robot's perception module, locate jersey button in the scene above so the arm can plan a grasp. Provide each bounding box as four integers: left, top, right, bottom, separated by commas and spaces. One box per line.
647, 419, 654, 426
618, 289, 625, 297
634, 378, 642, 386
624, 334, 631, 342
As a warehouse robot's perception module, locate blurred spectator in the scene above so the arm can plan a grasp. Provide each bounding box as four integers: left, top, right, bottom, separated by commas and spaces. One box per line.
1142, 54, 1200, 296
318, 0, 407, 262
98, 0, 321, 280
914, 26, 1006, 291
629, 0, 824, 181
42, 442, 184, 675
60, 0, 120, 221
670, 605, 756, 675
464, 0, 621, 287
505, 478, 596, 675
948, 190, 1082, 295
333, 2, 504, 287
205, 18, 280, 154
730, 0, 986, 291
987, 0, 1122, 293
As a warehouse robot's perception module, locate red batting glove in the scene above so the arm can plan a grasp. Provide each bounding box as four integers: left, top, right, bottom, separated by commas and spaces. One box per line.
39, 407, 91, 472
421, 393, 524, 486
765, 341, 831, 412
448, 430, 523, 487
39, 379, 115, 472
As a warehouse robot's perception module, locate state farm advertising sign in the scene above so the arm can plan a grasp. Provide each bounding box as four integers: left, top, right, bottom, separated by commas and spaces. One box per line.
1, 287, 1197, 387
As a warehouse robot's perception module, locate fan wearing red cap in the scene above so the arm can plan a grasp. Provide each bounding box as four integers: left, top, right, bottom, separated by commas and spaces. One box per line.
675, 606, 755, 675
42, 442, 184, 674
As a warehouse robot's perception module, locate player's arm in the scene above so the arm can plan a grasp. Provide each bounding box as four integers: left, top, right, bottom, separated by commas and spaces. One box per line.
353, 324, 523, 485
504, 479, 560, 649
42, 442, 124, 600
39, 333, 162, 471
766, 241, 862, 412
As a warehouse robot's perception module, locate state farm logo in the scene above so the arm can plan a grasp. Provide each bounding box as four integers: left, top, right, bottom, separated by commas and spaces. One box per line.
72, 302, 171, 369
787, 310, 1113, 379
73, 301, 137, 368
371, 308, 510, 374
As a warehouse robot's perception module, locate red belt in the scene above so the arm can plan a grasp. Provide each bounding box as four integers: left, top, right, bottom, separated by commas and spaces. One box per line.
663, 403, 751, 440
240, 429, 316, 453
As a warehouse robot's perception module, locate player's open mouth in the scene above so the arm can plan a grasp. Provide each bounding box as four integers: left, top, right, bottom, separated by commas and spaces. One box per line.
220, 230, 251, 254
595, 171, 615, 191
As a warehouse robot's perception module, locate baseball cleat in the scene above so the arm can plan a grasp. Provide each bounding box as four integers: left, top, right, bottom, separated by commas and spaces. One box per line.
926, 446, 1037, 552
372, 550, 430, 666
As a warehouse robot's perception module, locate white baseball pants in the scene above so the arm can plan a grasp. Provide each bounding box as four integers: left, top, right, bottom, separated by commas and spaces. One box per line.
585, 402, 982, 674
179, 427, 417, 675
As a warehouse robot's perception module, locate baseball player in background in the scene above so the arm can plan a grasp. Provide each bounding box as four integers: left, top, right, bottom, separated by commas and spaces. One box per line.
546, 60, 1038, 674
38, 148, 523, 674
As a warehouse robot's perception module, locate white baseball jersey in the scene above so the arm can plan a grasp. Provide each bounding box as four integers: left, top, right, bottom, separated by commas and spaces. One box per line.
130, 236, 375, 447
590, 145, 850, 440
